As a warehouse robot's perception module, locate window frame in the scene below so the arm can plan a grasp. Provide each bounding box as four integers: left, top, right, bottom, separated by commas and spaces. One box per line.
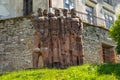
103, 0, 112, 5
86, 5, 94, 24
64, 0, 74, 9
23, 0, 33, 16
104, 13, 114, 29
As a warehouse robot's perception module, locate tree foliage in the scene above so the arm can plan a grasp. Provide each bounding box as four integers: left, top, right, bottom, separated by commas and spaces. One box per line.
109, 14, 120, 54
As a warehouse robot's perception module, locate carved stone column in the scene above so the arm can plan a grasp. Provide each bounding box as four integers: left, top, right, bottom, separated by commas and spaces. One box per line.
70, 9, 83, 65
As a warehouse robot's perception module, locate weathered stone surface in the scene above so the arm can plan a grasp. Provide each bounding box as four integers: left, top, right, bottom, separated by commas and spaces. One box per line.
82, 24, 116, 64
32, 9, 84, 68
0, 9, 117, 73
0, 17, 34, 73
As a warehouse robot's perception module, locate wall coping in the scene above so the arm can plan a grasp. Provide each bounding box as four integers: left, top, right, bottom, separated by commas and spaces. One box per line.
0, 15, 110, 32
0, 16, 33, 22
83, 21, 109, 31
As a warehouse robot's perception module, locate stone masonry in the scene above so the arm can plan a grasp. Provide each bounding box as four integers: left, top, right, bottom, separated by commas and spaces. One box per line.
83, 23, 116, 63
0, 10, 117, 73
0, 17, 34, 73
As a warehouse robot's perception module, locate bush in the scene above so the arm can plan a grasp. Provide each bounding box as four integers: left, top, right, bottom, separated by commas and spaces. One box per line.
109, 14, 120, 54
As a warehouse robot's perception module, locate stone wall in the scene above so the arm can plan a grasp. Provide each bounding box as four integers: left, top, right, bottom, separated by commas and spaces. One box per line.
0, 17, 34, 73
116, 55, 120, 63
82, 23, 116, 64
0, 16, 117, 73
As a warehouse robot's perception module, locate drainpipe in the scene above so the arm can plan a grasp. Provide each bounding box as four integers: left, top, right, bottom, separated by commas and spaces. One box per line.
74, 0, 77, 10
49, 0, 53, 13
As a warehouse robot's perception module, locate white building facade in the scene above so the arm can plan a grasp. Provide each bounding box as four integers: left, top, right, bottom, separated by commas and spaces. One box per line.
0, 0, 48, 19
0, 0, 120, 28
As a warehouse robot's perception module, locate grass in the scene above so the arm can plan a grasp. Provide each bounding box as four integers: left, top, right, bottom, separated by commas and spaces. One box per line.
0, 63, 120, 80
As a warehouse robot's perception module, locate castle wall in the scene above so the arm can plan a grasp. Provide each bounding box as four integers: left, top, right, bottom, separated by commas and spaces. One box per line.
0, 17, 34, 73
0, 16, 117, 73
82, 23, 116, 63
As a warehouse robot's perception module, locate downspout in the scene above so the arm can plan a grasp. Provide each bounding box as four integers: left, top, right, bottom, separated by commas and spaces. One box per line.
71, 0, 76, 10
49, 0, 53, 13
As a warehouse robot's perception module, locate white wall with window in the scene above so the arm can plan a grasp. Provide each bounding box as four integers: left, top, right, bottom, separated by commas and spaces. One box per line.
0, 0, 48, 19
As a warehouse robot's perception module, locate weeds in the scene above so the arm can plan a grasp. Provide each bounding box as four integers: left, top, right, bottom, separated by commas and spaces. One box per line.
0, 64, 120, 80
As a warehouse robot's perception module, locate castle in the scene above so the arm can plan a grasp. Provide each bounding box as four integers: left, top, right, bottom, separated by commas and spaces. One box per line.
0, 0, 120, 73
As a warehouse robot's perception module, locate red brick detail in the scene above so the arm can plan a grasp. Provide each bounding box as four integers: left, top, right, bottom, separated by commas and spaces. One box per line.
32, 9, 83, 68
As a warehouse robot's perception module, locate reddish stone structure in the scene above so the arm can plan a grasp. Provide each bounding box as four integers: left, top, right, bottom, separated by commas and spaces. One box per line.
100, 44, 116, 63
32, 8, 83, 68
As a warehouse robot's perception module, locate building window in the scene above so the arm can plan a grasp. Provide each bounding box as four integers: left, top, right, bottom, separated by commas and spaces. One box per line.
64, 0, 74, 9
86, 5, 94, 24
104, 0, 112, 5
23, 0, 33, 16
104, 13, 114, 29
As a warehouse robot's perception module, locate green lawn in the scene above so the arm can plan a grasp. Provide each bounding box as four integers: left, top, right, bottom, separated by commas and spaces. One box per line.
0, 64, 120, 80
